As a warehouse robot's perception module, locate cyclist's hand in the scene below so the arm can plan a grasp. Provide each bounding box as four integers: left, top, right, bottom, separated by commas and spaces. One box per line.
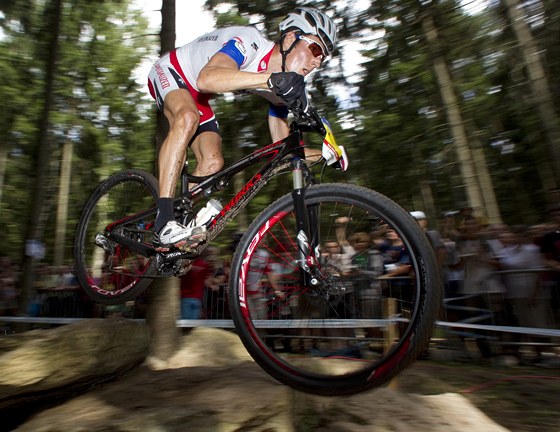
267, 72, 309, 114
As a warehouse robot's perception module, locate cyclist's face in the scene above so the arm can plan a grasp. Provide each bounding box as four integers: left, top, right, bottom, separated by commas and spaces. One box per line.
285, 33, 324, 76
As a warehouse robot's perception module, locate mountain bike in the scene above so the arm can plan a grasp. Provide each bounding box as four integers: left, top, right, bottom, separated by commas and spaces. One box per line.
74, 107, 441, 396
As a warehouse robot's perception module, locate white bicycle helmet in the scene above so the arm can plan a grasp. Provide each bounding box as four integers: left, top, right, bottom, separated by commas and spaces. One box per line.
279, 7, 337, 56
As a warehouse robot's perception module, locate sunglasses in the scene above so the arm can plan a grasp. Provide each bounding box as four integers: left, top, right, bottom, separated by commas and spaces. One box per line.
298, 35, 325, 60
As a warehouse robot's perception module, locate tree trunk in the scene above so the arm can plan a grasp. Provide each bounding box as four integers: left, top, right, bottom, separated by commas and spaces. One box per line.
53, 139, 73, 267
146, 0, 180, 364
503, 0, 560, 189
19, 0, 62, 313
0, 144, 7, 205
411, 145, 437, 220
470, 135, 502, 224
422, 12, 501, 223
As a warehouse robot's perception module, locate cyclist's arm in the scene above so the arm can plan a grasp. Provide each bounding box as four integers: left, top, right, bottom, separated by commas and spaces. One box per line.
267, 102, 321, 160
197, 53, 270, 93
268, 112, 290, 142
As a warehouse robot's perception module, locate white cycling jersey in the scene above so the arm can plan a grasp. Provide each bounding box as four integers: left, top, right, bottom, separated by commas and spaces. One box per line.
148, 26, 286, 133
180, 26, 275, 90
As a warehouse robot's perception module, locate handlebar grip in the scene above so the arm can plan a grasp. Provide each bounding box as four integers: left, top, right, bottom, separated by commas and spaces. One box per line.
291, 105, 325, 134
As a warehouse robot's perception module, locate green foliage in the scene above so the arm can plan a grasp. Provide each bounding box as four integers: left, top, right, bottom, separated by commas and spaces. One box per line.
2, 0, 560, 264
349, 0, 559, 222
0, 0, 157, 263
196, 0, 560, 225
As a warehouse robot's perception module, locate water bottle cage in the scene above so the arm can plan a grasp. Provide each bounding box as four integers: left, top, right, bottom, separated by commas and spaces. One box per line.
177, 198, 195, 226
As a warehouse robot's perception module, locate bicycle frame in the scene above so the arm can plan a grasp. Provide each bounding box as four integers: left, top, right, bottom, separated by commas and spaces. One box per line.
103, 124, 318, 262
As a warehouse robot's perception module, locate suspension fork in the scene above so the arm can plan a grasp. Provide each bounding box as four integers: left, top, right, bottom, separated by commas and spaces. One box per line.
291, 160, 320, 285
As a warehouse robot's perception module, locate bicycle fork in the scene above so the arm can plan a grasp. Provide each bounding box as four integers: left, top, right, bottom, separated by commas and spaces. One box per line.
291, 160, 321, 286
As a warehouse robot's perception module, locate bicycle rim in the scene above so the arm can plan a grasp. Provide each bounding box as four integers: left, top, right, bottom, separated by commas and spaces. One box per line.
230, 184, 440, 395
74, 170, 158, 305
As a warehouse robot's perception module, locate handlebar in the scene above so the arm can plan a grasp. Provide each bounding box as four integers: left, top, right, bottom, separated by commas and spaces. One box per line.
290, 106, 326, 135
290, 104, 349, 172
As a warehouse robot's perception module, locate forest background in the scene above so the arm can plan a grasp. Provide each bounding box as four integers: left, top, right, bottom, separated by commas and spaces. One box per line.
1, 0, 559, 274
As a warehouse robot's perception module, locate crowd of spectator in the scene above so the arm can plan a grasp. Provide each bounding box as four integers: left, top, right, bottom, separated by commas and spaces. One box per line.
1, 205, 559, 363
417, 205, 560, 364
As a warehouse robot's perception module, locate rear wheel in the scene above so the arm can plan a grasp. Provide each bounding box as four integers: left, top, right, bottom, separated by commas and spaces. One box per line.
229, 184, 441, 395
74, 169, 158, 305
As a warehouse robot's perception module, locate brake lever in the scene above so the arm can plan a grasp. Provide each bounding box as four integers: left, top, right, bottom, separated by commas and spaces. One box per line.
292, 105, 326, 135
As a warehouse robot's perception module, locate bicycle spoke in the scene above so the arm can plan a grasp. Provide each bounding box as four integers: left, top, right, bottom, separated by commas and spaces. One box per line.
230, 184, 440, 395
74, 170, 159, 304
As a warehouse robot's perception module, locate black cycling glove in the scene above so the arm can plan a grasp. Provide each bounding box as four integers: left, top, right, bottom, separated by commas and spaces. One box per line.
267, 72, 309, 114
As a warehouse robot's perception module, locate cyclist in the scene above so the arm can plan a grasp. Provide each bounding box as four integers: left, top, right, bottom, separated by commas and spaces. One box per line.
147, 7, 337, 251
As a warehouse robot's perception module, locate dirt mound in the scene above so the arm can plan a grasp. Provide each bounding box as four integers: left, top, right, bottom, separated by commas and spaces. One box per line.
11, 328, 524, 432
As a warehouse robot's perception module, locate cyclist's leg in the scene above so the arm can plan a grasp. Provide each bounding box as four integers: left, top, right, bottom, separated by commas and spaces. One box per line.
190, 131, 224, 177
158, 88, 200, 199
153, 89, 203, 248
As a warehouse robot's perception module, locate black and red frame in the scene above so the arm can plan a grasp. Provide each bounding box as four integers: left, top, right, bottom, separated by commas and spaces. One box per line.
101, 115, 324, 264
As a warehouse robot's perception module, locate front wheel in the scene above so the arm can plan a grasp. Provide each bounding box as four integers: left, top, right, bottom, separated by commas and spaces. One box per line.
74, 169, 159, 305
229, 184, 441, 395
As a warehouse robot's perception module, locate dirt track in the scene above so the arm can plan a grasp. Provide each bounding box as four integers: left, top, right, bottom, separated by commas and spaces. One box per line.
11, 329, 560, 432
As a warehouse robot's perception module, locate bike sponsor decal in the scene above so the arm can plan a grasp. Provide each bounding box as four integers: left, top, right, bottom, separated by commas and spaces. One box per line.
198, 35, 218, 42
211, 173, 263, 227
237, 211, 288, 307
252, 141, 281, 157
165, 251, 183, 259
233, 37, 246, 55
92, 278, 138, 297
154, 63, 170, 90
236, 210, 305, 373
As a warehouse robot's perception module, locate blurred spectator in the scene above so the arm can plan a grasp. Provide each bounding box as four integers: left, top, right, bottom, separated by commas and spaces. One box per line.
321, 216, 356, 274
411, 210, 447, 288
321, 239, 353, 273
348, 232, 383, 319
347, 232, 384, 348
441, 210, 462, 242
456, 215, 505, 357
539, 205, 560, 269
499, 226, 552, 361
29, 263, 50, 316
440, 212, 464, 310
483, 224, 508, 256
180, 249, 215, 320
245, 249, 282, 320
439, 211, 466, 317
376, 226, 414, 341
202, 247, 228, 319
410, 211, 447, 266
378, 227, 412, 278
440, 236, 464, 325
500, 226, 548, 325
58, 266, 79, 290
321, 228, 356, 323
457, 215, 504, 298
539, 205, 560, 325
269, 250, 298, 318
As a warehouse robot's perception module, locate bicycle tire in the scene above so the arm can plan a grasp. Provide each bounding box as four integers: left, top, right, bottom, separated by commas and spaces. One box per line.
74, 169, 159, 305
229, 183, 441, 395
